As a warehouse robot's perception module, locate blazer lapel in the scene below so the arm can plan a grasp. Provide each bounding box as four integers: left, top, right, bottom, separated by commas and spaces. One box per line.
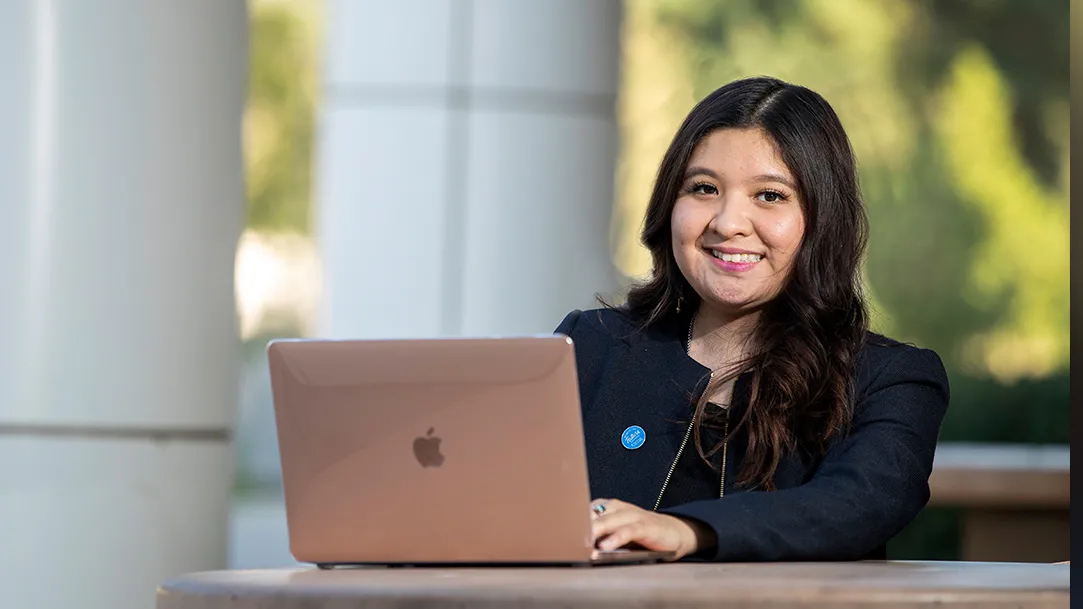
581, 313, 713, 508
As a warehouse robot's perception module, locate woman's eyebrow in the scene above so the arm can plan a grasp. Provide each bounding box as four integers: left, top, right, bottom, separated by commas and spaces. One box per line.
683, 166, 719, 180
682, 167, 796, 191
750, 173, 797, 190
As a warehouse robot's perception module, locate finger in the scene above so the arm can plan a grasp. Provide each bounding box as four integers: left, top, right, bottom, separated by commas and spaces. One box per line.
597, 521, 650, 551
602, 522, 678, 553
590, 498, 629, 508
591, 509, 642, 542
589, 498, 626, 520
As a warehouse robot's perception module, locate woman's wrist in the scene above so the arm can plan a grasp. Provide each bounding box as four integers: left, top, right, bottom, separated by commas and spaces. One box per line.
672, 515, 717, 558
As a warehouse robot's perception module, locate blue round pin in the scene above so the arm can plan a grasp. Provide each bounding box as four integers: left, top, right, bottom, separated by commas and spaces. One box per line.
621, 425, 646, 450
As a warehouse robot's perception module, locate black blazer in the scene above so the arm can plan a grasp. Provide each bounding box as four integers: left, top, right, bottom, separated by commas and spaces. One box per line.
555, 307, 950, 562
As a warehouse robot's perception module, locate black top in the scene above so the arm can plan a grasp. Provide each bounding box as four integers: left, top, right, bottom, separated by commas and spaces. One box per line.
655, 401, 729, 511
554, 307, 950, 562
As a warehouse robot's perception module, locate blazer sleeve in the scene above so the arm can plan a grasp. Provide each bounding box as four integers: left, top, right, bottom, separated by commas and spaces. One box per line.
659, 345, 950, 561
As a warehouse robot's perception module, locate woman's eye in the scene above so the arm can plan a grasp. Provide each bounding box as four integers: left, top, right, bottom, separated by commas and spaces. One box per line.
756, 190, 786, 203
690, 182, 718, 195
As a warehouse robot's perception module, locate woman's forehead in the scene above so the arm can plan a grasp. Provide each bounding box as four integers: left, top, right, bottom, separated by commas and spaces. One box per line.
687, 128, 793, 180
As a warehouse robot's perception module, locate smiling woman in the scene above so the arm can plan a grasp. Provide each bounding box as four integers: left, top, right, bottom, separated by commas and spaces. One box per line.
557, 77, 949, 562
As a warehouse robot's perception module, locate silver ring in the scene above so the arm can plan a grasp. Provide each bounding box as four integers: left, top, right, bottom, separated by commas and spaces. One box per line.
592, 503, 607, 515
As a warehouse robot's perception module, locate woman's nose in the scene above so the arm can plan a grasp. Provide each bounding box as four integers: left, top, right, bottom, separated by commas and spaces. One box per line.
708, 197, 753, 238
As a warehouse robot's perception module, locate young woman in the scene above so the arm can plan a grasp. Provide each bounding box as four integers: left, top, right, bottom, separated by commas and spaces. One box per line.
558, 76, 949, 562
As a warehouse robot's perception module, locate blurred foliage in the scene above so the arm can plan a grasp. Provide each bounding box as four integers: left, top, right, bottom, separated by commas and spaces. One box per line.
245, 0, 320, 234
614, 0, 1069, 559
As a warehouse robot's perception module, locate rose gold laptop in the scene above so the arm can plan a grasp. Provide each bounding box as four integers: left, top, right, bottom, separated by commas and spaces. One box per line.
266, 335, 674, 567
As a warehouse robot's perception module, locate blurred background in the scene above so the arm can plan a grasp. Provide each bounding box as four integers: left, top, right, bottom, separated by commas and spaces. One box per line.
0, 1, 1069, 607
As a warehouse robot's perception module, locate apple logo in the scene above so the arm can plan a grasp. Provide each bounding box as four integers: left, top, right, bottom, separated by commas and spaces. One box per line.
413, 427, 444, 468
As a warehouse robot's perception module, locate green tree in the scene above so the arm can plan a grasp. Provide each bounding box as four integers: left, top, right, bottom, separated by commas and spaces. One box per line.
245, 1, 319, 234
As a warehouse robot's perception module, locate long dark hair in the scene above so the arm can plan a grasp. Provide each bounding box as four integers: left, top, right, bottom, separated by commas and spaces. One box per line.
624, 76, 869, 490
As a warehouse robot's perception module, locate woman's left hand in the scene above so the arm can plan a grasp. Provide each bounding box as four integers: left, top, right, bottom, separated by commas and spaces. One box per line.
590, 498, 716, 560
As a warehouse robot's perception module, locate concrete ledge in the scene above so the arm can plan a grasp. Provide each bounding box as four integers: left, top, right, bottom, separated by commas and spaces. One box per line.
927, 442, 1070, 562
929, 443, 1069, 509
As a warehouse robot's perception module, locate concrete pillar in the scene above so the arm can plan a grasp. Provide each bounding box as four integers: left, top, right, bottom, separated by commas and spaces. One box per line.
317, 0, 622, 339
0, 1, 247, 608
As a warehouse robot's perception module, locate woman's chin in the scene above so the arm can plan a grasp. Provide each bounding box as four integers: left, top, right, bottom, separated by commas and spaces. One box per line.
698, 295, 763, 317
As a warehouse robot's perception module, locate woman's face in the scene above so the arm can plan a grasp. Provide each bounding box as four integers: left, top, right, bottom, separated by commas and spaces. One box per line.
671, 128, 806, 317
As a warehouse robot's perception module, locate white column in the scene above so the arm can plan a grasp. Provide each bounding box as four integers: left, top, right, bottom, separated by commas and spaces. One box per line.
0, 2, 247, 608
317, 0, 622, 339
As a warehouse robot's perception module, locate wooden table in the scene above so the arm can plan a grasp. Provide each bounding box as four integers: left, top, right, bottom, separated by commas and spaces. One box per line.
928, 443, 1070, 562
157, 561, 1069, 608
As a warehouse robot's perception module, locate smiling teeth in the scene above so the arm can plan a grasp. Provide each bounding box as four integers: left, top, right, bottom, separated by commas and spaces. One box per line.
712, 251, 762, 263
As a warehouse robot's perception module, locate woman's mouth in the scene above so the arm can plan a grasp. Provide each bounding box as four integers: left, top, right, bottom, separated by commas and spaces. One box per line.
707, 248, 762, 271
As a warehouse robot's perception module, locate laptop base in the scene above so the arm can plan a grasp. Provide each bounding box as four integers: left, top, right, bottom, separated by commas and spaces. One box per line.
312, 549, 674, 569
